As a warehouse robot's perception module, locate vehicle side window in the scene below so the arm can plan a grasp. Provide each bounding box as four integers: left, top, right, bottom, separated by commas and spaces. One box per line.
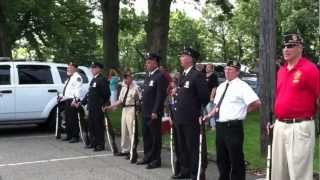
18, 65, 53, 84
0, 65, 10, 85
57, 67, 68, 83
78, 69, 88, 83
57, 67, 88, 83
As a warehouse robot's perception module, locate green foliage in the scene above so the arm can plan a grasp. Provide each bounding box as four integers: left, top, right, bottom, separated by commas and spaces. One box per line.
5, 0, 100, 65
278, 0, 319, 61
168, 11, 209, 71
118, 8, 147, 73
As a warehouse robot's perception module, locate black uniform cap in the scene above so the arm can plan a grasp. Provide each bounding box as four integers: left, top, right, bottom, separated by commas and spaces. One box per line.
91, 62, 104, 69
180, 47, 200, 60
145, 52, 161, 63
283, 33, 304, 45
226, 60, 241, 69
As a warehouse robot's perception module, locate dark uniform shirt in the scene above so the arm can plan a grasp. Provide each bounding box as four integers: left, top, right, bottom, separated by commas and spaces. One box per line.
176, 67, 209, 124
141, 69, 168, 118
87, 73, 110, 108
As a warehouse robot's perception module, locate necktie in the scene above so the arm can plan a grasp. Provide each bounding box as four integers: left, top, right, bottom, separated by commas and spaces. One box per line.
183, 71, 186, 76
213, 83, 229, 119
122, 85, 130, 106
62, 77, 71, 96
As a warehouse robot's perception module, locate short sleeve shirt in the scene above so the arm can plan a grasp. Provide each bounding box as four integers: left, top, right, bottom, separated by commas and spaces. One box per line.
118, 83, 140, 106
214, 77, 259, 122
275, 57, 320, 119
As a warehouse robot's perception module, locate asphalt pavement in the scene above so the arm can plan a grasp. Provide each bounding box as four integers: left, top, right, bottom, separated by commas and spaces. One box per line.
0, 125, 262, 180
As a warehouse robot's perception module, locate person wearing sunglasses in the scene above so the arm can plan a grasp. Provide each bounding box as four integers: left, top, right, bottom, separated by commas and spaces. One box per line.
270, 33, 320, 180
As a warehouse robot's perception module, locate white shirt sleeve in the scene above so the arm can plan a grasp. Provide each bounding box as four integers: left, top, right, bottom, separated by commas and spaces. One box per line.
241, 81, 259, 105
118, 86, 126, 102
73, 74, 84, 100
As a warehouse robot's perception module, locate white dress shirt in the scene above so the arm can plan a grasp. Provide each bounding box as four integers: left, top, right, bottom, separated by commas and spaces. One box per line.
214, 77, 259, 122
183, 66, 193, 76
118, 82, 141, 106
63, 72, 85, 100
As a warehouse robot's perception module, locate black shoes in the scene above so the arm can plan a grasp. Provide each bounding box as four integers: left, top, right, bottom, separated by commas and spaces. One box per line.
146, 161, 161, 169
94, 145, 105, 152
115, 152, 130, 157
136, 159, 149, 165
171, 173, 191, 179
69, 137, 79, 143
62, 137, 71, 141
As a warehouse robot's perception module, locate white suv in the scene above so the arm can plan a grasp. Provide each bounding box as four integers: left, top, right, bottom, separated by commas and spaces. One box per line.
0, 60, 92, 129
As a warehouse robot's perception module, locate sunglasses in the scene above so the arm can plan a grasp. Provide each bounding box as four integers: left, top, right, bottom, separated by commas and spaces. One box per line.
283, 44, 299, 49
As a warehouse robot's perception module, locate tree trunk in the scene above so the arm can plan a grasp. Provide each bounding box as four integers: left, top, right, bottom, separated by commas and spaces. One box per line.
259, 0, 277, 156
0, 0, 11, 58
101, 0, 120, 71
146, 0, 172, 66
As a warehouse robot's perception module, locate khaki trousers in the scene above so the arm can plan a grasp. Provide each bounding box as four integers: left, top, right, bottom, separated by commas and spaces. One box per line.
271, 120, 315, 180
120, 107, 135, 153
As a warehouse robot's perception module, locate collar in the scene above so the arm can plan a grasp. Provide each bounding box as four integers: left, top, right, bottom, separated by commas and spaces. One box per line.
226, 77, 240, 84
183, 66, 193, 75
149, 68, 159, 76
94, 73, 101, 78
284, 57, 304, 71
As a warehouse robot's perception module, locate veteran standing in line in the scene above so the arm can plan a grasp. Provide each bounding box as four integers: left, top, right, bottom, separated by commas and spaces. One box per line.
61, 62, 84, 143
136, 53, 168, 169
172, 47, 209, 180
204, 60, 261, 180
83, 62, 111, 152
270, 33, 320, 180
107, 73, 141, 163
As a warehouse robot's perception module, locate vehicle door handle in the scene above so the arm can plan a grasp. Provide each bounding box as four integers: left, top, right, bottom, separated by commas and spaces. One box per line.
0, 90, 12, 94
48, 89, 58, 93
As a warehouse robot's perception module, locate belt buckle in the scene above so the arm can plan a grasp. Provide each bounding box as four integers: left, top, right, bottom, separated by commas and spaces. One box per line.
227, 121, 231, 128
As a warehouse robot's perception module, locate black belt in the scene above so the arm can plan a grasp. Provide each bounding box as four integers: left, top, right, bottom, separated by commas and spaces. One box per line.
277, 117, 314, 124
216, 120, 242, 127
123, 105, 135, 107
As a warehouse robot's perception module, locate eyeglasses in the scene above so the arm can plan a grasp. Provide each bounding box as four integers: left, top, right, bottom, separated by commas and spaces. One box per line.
283, 44, 299, 49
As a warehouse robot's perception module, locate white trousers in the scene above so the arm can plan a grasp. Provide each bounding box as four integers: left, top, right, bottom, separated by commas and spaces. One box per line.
120, 107, 135, 153
271, 120, 315, 180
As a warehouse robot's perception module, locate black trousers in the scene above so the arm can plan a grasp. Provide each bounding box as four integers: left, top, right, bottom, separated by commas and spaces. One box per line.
216, 121, 245, 180
65, 100, 79, 139
172, 123, 181, 175
175, 123, 200, 180
88, 106, 105, 147
142, 117, 162, 163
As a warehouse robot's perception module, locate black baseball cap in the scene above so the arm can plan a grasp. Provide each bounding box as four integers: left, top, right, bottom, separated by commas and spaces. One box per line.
226, 60, 241, 69
283, 33, 304, 45
145, 52, 161, 63
91, 62, 104, 69
180, 47, 200, 60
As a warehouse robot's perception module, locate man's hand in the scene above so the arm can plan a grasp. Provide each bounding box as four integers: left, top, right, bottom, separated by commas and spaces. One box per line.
199, 115, 209, 124
151, 113, 158, 120
266, 122, 274, 135
71, 100, 80, 108
170, 88, 177, 96
102, 105, 116, 112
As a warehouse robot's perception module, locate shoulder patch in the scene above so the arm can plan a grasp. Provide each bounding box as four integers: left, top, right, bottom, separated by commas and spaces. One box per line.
77, 77, 82, 82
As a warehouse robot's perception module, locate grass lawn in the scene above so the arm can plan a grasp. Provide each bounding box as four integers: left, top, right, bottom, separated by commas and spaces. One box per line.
107, 110, 320, 172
